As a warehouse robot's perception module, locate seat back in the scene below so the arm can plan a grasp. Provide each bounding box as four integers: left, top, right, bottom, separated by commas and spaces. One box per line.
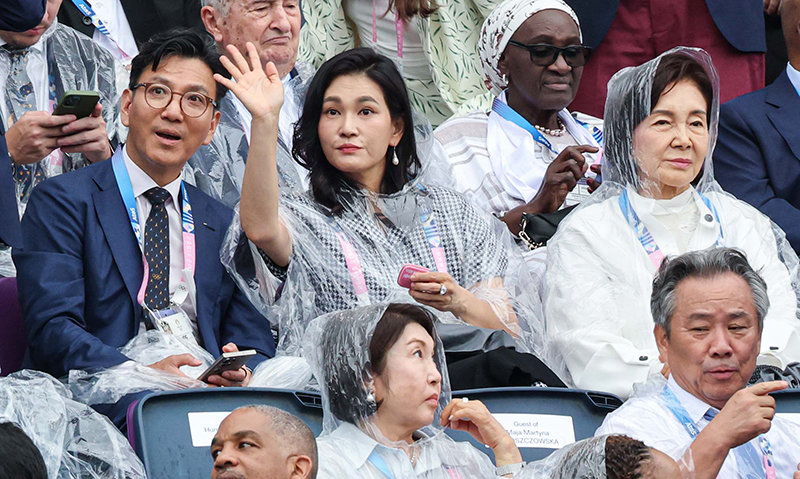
445, 387, 623, 462
0, 277, 26, 376
132, 388, 323, 478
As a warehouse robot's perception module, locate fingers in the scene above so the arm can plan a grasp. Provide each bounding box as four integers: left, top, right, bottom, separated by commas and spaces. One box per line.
168, 353, 203, 368
748, 380, 789, 395
409, 271, 452, 283
213, 72, 236, 91
218, 53, 242, 81
89, 102, 103, 118
38, 112, 77, 127
221, 342, 239, 353
225, 43, 250, 76
264, 61, 281, 82
205, 369, 247, 387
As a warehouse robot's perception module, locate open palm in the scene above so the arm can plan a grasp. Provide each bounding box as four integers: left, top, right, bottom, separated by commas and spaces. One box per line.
214, 42, 284, 121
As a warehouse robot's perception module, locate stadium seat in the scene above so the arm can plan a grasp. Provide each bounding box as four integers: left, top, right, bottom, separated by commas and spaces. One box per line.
445, 387, 623, 462
131, 388, 323, 478
0, 277, 26, 376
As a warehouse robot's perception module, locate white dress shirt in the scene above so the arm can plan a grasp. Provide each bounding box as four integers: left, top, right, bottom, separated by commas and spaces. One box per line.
231, 73, 308, 189
89, 0, 138, 61
786, 62, 800, 98
122, 145, 199, 336
596, 375, 800, 478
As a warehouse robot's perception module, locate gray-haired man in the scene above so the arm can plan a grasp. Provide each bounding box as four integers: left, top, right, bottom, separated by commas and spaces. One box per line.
187, 0, 315, 207
597, 248, 800, 479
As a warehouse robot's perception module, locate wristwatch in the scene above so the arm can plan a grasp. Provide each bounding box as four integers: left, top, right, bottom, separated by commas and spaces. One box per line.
496, 462, 525, 476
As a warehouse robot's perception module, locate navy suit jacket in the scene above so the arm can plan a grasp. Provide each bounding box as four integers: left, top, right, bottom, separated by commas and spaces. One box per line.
566, 0, 765, 52
0, 132, 22, 248
14, 153, 275, 378
0, 0, 45, 31
715, 70, 800, 253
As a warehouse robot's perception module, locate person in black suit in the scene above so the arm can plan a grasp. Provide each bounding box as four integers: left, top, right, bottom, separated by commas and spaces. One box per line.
715, 0, 800, 254
566, 0, 768, 118
0, 0, 46, 253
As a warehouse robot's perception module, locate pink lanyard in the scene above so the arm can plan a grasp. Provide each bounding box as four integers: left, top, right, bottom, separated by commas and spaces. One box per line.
372, 0, 405, 59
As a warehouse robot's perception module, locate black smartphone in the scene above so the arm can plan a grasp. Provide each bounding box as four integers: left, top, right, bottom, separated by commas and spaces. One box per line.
52, 90, 100, 119
197, 349, 257, 382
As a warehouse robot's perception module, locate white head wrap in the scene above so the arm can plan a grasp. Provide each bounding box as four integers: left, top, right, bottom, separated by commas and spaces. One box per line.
479, 0, 582, 96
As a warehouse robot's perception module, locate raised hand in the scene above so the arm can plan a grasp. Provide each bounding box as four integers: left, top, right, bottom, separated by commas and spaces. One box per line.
214, 42, 284, 122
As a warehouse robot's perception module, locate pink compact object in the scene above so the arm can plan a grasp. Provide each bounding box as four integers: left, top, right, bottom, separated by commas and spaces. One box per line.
397, 264, 430, 288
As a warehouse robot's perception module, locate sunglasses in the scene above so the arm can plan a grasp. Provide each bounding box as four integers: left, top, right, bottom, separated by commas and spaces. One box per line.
507, 41, 592, 68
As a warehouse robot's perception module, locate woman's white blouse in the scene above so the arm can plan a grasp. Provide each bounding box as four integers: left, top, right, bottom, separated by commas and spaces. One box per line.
544, 186, 800, 399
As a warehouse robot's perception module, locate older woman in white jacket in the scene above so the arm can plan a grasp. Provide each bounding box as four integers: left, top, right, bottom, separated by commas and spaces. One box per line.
543, 47, 800, 399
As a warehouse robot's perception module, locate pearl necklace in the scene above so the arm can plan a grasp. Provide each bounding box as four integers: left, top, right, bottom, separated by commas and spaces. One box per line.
534, 117, 566, 137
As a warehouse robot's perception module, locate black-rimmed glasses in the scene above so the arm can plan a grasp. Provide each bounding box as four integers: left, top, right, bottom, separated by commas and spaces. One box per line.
131, 82, 217, 118
507, 41, 592, 68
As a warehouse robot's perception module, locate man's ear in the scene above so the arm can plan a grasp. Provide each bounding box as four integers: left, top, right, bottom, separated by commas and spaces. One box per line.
203, 109, 222, 145
288, 455, 314, 479
655, 324, 669, 364
120, 89, 133, 127
201, 6, 224, 43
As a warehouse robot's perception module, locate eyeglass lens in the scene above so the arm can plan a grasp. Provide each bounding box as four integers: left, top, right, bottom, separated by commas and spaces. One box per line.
144, 84, 210, 117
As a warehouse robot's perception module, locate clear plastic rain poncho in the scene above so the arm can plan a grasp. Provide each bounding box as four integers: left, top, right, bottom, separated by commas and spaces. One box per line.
0, 19, 123, 277
517, 434, 694, 478
67, 330, 212, 406
595, 374, 799, 478
184, 61, 316, 208
0, 370, 146, 479
222, 112, 546, 360
542, 47, 800, 399
304, 303, 500, 478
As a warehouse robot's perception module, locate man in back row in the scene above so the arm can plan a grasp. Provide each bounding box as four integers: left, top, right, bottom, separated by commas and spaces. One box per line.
598, 248, 800, 478
188, 0, 314, 207
14, 29, 275, 429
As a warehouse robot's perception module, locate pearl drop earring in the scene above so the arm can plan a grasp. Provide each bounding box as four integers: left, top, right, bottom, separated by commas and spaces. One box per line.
391, 147, 400, 166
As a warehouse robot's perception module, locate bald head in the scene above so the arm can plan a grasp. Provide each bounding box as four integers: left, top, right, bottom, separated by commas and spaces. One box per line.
782, 0, 800, 64
211, 405, 318, 479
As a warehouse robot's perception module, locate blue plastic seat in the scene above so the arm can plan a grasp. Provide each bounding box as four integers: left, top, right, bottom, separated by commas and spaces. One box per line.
445, 387, 623, 462
131, 388, 323, 478
774, 389, 800, 414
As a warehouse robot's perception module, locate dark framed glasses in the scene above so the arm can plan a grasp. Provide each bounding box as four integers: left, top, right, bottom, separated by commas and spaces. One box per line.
131, 82, 217, 118
507, 41, 592, 68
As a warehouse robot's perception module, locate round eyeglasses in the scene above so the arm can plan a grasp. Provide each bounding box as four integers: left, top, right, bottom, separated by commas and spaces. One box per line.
507, 41, 592, 68
131, 82, 217, 118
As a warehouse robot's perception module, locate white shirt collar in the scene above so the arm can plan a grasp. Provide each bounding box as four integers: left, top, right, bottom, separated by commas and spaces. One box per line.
122, 144, 182, 206
667, 375, 716, 424
785, 62, 800, 97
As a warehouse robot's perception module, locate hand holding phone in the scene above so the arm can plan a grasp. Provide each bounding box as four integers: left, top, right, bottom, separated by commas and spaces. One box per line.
397, 263, 430, 288
197, 349, 257, 383
53, 90, 100, 119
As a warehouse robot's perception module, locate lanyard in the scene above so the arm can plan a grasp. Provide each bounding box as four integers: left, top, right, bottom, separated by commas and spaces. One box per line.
326, 188, 448, 304
492, 97, 557, 154
69, 0, 131, 59
372, 1, 405, 61
618, 189, 723, 269
111, 152, 196, 306
368, 450, 394, 478
661, 386, 776, 478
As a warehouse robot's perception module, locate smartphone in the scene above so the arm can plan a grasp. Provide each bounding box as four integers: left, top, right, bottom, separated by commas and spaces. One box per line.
197, 349, 257, 382
397, 263, 430, 288
53, 90, 100, 119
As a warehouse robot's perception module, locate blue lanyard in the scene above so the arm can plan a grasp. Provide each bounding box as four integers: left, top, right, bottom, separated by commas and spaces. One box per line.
111, 151, 196, 305
368, 450, 394, 478
661, 386, 775, 478
618, 189, 723, 268
491, 97, 557, 154
69, 0, 131, 58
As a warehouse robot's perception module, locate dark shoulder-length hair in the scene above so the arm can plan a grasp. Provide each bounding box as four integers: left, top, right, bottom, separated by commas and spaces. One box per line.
292, 48, 421, 213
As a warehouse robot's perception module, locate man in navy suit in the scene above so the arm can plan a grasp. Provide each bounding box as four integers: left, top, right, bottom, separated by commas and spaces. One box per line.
715, 0, 800, 254
566, 0, 767, 118
0, 0, 46, 253
13, 29, 276, 428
